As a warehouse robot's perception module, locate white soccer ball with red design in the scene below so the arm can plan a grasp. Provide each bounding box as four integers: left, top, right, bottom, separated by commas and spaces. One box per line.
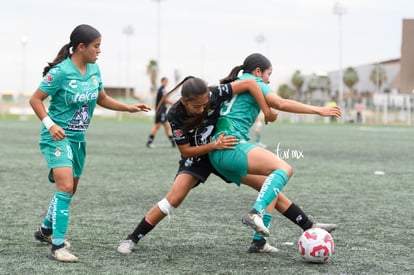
298, 227, 334, 263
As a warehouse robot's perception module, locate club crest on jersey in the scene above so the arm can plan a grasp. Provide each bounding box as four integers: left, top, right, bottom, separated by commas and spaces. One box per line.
92, 75, 99, 86
43, 74, 53, 84
173, 129, 184, 139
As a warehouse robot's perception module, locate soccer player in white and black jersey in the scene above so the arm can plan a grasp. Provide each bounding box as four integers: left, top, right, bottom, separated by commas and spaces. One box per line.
117, 76, 276, 254
117, 75, 336, 255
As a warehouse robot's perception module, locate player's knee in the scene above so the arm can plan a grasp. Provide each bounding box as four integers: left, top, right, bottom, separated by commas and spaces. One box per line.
286, 166, 293, 177
157, 198, 176, 215
277, 162, 293, 178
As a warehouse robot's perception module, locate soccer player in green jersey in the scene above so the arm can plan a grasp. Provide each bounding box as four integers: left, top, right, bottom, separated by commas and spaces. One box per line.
117, 76, 337, 255
117, 76, 277, 255
209, 53, 341, 241
29, 24, 150, 262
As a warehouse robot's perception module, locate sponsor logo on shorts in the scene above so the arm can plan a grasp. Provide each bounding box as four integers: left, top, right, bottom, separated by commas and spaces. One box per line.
185, 158, 193, 167
54, 147, 62, 157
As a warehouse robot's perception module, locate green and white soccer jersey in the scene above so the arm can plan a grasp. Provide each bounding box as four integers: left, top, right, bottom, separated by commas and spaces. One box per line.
215, 73, 272, 140
38, 57, 103, 181
209, 73, 273, 184
39, 56, 103, 142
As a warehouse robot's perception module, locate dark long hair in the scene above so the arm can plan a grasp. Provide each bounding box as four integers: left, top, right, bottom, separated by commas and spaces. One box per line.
220, 53, 272, 84
156, 76, 209, 133
42, 24, 101, 76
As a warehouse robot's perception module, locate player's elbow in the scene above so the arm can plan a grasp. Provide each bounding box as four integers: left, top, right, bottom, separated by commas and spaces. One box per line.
180, 149, 196, 159
181, 152, 192, 159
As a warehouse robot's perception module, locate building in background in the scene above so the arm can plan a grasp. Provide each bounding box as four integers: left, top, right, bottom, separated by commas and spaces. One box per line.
295, 19, 413, 124
399, 19, 414, 94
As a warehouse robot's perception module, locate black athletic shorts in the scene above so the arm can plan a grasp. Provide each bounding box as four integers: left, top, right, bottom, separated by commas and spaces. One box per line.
176, 154, 231, 187
155, 111, 167, 123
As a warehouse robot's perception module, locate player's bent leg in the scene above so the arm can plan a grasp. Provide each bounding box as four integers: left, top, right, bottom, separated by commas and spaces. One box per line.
164, 174, 198, 208
275, 194, 338, 233
247, 146, 293, 177
118, 200, 178, 254
117, 174, 198, 255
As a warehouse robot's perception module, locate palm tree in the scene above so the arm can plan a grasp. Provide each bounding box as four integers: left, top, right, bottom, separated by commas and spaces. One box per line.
343, 67, 359, 93
369, 64, 387, 93
291, 70, 304, 101
306, 74, 331, 105
146, 59, 158, 94
277, 84, 294, 99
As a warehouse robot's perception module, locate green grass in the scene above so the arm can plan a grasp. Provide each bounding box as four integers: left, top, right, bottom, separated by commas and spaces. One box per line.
1, 117, 413, 274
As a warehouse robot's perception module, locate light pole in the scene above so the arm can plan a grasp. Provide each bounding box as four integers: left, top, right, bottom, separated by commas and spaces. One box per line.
155, 0, 161, 65
153, 0, 165, 74
123, 25, 134, 99
255, 34, 266, 53
333, 1, 346, 112
20, 35, 29, 102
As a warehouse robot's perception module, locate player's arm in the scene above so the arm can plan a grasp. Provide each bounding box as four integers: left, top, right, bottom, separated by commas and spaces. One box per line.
97, 90, 151, 113
29, 89, 50, 122
265, 93, 341, 117
177, 134, 238, 159
230, 79, 277, 124
29, 88, 66, 141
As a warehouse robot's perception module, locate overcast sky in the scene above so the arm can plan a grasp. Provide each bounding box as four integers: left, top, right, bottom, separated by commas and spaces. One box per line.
1, 0, 412, 98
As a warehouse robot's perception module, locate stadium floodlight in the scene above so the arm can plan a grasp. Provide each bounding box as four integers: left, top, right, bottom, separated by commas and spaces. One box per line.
333, 1, 346, 117
153, 0, 165, 71
20, 35, 29, 101
123, 25, 134, 99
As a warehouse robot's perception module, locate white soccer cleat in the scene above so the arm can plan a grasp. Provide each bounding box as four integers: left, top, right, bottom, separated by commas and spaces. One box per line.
259, 243, 279, 253
312, 223, 337, 233
48, 247, 78, 262
241, 212, 270, 237
117, 239, 136, 255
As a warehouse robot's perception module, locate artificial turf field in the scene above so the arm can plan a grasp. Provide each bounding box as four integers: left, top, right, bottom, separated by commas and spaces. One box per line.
1, 116, 413, 274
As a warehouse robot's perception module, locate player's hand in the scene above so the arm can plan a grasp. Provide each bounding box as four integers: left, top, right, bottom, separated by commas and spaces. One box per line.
264, 109, 278, 124
319, 106, 341, 118
49, 125, 66, 141
214, 134, 238, 150
128, 103, 151, 113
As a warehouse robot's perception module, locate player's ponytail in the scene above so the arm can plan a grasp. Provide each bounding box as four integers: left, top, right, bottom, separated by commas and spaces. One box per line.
42, 43, 71, 76
220, 65, 243, 84
220, 53, 272, 84
155, 76, 195, 115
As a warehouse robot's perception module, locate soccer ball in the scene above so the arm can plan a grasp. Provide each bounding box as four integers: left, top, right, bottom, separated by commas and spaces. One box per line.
298, 227, 334, 263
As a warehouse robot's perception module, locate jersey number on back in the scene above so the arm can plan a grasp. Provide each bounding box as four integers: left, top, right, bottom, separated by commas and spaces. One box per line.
220, 95, 237, 116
